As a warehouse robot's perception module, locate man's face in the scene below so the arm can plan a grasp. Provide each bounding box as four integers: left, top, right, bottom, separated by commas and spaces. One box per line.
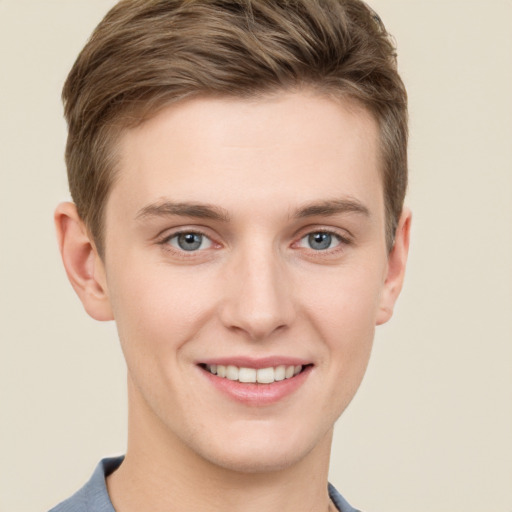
100, 91, 401, 472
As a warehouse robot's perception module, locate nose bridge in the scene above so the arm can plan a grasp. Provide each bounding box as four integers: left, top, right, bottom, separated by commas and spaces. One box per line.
220, 237, 294, 340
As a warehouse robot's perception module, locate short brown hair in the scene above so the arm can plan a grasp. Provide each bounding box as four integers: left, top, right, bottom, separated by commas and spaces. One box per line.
63, 0, 407, 256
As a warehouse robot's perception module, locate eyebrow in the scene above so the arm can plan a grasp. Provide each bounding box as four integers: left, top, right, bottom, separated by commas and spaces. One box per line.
294, 198, 370, 219
135, 198, 369, 223
135, 201, 231, 222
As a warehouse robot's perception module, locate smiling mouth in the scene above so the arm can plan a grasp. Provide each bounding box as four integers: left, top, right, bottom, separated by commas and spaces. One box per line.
200, 364, 311, 384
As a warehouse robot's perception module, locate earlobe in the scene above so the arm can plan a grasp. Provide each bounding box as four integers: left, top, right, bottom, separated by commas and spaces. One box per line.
55, 202, 114, 321
376, 209, 412, 326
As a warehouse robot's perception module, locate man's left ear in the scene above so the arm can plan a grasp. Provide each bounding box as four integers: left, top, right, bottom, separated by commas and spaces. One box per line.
376, 209, 412, 325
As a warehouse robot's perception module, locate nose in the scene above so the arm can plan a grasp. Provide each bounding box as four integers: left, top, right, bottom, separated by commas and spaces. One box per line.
219, 242, 295, 341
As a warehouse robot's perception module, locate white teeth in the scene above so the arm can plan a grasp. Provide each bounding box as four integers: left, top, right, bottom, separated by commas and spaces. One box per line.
205, 364, 304, 384
238, 367, 257, 383
226, 365, 239, 381
256, 367, 274, 384
274, 365, 286, 381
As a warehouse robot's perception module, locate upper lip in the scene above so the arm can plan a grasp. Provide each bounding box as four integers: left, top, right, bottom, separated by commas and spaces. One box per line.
198, 356, 312, 369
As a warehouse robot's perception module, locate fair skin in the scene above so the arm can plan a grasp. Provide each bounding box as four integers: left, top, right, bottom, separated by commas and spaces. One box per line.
56, 91, 410, 512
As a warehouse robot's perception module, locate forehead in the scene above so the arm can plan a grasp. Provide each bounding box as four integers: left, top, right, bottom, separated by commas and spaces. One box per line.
109, 91, 383, 220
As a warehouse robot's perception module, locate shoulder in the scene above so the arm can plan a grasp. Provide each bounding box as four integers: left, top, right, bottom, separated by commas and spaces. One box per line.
48, 486, 87, 512
328, 482, 362, 512
48, 456, 124, 512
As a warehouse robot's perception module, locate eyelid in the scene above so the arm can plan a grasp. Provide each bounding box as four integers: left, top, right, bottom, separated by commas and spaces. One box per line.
155, 223, 217, 242
297, 231, 342, 249
156, 226, 222, 256
167, 232, 212, 251
291, 226, 353, 256
153, 224, 352, 259
293, 225, 353, 244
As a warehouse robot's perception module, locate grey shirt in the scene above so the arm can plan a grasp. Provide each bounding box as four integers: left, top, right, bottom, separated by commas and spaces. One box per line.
49, 456, 360, 512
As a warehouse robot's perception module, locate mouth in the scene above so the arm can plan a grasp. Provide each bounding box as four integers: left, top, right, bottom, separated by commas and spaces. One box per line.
200, 363, 311, 384
197, 357, 314, 405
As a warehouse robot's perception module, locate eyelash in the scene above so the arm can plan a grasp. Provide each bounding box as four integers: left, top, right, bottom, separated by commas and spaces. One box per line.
296, 230, 351, 253
158, 230, 216, 257
157, 228, 352, 257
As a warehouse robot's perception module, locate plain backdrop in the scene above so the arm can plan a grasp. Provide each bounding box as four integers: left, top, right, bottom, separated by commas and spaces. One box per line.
1, 1, 511, 511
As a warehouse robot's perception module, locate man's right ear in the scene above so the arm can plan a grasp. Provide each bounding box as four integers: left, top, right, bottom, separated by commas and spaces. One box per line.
54, 202, 114, 321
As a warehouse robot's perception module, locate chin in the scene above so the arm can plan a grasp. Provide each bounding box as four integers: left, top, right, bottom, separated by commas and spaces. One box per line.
201, 444, 309, 474
186, 421, 332, 474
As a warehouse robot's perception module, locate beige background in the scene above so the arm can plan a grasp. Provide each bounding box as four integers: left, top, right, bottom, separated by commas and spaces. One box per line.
1, 1, 511, 511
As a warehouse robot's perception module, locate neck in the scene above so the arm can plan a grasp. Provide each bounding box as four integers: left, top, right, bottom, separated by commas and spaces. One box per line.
107, 378, 335, 512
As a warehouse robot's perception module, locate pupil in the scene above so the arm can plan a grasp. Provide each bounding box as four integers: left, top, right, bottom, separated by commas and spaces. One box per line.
309, 232, 331, 250
178, 233, 202, 251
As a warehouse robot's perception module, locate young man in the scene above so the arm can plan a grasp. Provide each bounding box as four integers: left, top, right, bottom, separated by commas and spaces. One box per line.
52, 1, 410, 511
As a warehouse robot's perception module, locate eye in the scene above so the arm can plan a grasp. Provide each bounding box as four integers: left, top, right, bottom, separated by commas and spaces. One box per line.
298, 231, 342, 251
167, 232, 212, 252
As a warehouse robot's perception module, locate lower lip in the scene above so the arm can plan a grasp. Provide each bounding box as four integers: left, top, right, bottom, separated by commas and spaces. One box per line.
200, 366, 313, 406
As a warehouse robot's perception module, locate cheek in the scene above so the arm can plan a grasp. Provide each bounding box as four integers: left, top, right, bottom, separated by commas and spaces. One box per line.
105, 267, 218, 424
300, 264, 383, 400
107, 264, 218, 361
303, 263, 384, 335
